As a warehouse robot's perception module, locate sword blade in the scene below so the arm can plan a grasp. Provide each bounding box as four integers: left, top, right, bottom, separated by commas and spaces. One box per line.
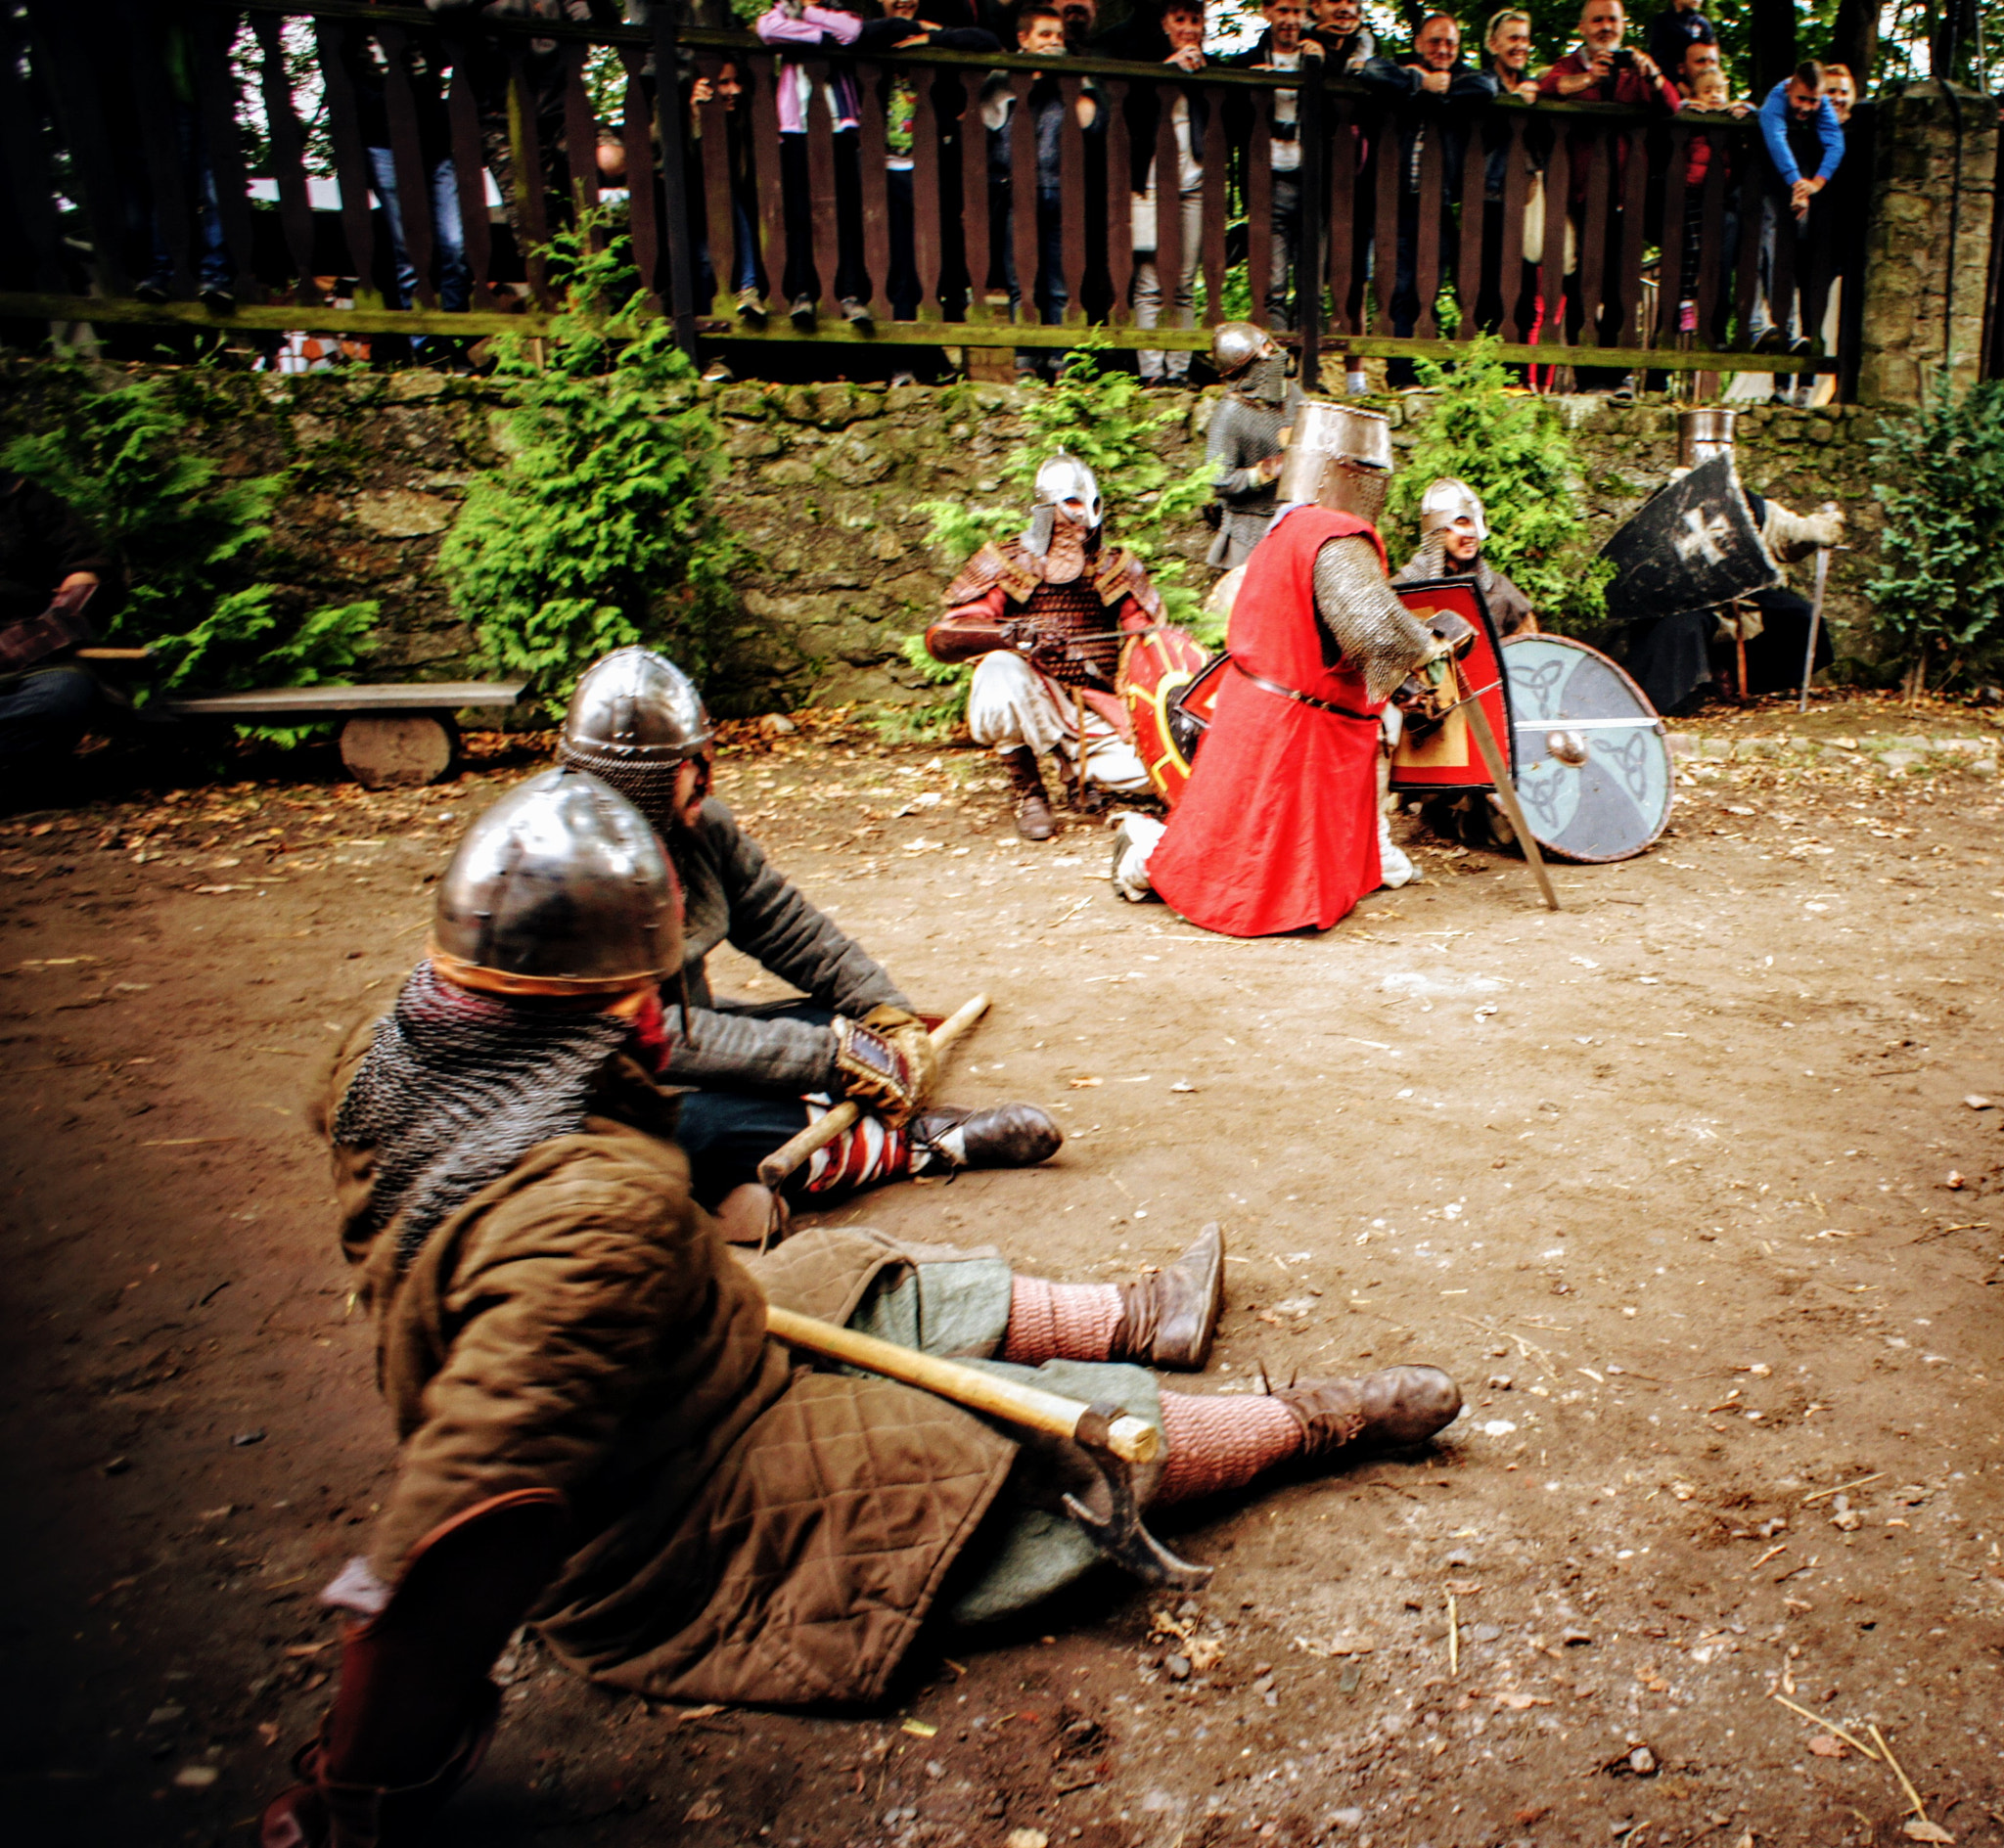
1799, 546, 1832, 714
1454, 661, 1561, 913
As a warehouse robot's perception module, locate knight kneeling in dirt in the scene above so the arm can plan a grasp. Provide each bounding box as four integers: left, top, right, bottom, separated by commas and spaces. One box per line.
1113, 407, 1472, 937
926, 453, 1161, 841
261, 767, 1462, 1846
556, 646, 1063, 1240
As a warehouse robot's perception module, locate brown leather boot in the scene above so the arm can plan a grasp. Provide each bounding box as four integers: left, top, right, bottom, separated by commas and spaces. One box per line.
1271, 1366, 1462, 1462
260, 1490, 568, 1847
1000, 745, 1057, 840
1115, 1223, 1224, 1371
911, 1103, 1064, 1170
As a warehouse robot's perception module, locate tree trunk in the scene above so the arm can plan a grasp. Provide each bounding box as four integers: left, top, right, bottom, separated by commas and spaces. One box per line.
1828, 0, 1882, 86
1933, 0, 1981, 82
1748, 0, 1799, 100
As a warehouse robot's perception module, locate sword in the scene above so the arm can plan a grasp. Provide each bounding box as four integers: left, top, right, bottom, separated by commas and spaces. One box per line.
1451, 659, 1561, 913
1798, 545, 1834, 714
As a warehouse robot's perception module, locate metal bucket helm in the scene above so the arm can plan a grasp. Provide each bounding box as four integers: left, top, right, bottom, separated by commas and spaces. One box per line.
430, 765, 683, 996
557, 646, 716, 833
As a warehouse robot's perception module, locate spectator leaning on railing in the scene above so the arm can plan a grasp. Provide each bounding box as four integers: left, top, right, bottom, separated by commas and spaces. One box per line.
1126, 0, 1207, 384
983, 5, 1102, 373
1643, 0, 1715, 94
1308, 0, 1376, 73
1472, 9, 1548, 344
1535, 0, 1679, 389
1751, 60, 1845, 368
1360, 13, 1497, 386
1236, 0, 1322, 333
1822, 63, 1858, 124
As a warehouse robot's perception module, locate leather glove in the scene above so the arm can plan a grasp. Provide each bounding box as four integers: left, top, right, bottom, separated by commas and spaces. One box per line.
863, 1003, 937, 1110
831, 1014, 923, 1126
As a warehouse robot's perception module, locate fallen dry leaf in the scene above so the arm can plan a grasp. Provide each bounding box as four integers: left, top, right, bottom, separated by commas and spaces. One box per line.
1069, 1076, 1103, 1088
1901, 1824, 1954, 1845
1808, 1735, 1846, 1758
684, 1793, 722, 1822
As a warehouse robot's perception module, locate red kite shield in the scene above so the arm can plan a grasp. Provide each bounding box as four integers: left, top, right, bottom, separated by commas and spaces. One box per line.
1117, 624, 1215, 806
1388, 576, 1516, 793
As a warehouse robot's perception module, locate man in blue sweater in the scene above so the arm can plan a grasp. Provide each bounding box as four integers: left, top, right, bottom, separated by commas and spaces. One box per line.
1752, 60, 1845, 362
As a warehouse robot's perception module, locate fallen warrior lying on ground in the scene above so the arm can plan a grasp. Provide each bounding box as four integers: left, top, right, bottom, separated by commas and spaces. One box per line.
261, 766, 1464, 1847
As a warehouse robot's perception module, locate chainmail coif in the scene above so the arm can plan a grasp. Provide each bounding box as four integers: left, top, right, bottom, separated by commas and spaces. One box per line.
331, 961, 633, 1270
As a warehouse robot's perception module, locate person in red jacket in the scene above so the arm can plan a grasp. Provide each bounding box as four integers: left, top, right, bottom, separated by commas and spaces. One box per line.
1536, 0, 1679, 387
1113, 502, 1458, 937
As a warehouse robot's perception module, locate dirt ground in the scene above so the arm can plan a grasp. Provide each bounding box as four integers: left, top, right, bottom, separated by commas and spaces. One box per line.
5, 695, 2004, 1848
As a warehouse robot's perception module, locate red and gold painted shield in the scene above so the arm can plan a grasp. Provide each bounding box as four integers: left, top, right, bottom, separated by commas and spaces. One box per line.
1116, 624, 1215, 805
1387, 577, 1517, 793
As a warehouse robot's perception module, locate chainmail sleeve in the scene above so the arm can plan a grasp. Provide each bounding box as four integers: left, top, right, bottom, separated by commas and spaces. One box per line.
1311, 534, 1438, 702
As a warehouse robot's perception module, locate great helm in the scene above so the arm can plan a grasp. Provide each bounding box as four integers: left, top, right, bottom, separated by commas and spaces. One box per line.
1419, 476, 1487, 545
1031, 450, 1103, 532
1210, 321, 1276, 380
431, 766, 681, 996
1273, 401, 1395, 527
557, 647, 715, 830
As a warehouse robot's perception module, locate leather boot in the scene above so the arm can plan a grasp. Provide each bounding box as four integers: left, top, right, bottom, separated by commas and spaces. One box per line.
1115, 1223, 1224, 1371
1271, 1367, 1462, 1464
912, 1102, 1064, 1170
1000, 746, 1057, 840
260, 1490, 568, 1848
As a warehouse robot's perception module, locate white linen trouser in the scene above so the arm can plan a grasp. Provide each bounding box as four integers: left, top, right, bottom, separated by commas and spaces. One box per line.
967, 652, 1151, 792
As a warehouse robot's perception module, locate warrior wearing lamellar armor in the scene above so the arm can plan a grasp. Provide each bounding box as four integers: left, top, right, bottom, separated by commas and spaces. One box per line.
1204, 322, 1300, 568
927, 452, 1161, 839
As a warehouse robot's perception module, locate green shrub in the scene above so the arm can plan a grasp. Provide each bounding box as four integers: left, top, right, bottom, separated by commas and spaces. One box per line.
1867, 374, 2004, 693
1, 359, 378, 728
1382, 335, 1613, 631
888, 335, 1213, 740
438, 222, 745, 709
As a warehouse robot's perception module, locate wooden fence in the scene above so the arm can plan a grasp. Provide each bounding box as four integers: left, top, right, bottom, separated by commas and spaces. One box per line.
0, 0, 1867, 388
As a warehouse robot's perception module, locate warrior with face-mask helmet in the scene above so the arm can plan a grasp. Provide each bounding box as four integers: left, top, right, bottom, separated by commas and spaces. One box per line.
557, 648, 1063, 1239
1390, 477, 1538, 637
1114, 404, 1471, 934
926, 452, 1162, 840
260, 765, 1463, 1846
1205, 321, 1300, 567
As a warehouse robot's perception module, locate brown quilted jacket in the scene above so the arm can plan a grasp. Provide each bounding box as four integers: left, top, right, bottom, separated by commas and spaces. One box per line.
323, 1028, 1015, 1706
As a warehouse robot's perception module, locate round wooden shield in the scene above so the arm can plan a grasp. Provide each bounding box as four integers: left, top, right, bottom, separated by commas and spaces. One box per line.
1501, 633, 1674, 863
1117, 624, 1214, 806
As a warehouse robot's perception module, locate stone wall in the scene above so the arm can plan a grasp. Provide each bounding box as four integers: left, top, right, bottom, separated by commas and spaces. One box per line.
1856, 79, 1999, 407
0, 363, 1893, 713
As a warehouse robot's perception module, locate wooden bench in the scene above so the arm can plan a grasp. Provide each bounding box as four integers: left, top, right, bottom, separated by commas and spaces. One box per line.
150, 681, 527, 789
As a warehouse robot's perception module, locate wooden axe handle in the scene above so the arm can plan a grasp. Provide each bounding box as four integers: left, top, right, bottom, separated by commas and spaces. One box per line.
764, 1302, 1161, 1464
754, 992, 992, 1191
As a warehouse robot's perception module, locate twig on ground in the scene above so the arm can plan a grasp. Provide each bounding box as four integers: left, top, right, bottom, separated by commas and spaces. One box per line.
1870, 1724, 1928, 1820
1768, 1691, 1882, 1761
1802, 1472, 1884, 1506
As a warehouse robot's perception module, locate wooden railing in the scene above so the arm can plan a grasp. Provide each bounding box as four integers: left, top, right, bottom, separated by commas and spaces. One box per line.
0, 1, 1868, 387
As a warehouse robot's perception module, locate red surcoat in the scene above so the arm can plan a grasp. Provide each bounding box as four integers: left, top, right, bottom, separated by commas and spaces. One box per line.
1149, 506, 1389, 938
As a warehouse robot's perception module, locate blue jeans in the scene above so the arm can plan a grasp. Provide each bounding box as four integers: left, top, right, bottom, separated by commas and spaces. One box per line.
138, 103, 231, 295
365, 146, 473, 314
0, 666, 98, 763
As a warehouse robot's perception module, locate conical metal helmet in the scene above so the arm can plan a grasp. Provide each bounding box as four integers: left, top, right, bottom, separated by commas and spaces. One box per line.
431, 766, 680, 996
1419, 477, 1487, 544
557, 647, 714, 831
1031, 449, 1103, 531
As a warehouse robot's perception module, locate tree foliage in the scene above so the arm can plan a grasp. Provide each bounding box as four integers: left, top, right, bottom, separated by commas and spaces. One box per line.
1382, 336, 1612, 631
0, 359, 378, 731
1866, 373, 2004, 688
438, 222, 745, 709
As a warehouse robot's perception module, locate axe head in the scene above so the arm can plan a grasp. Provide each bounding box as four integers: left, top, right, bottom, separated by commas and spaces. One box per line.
1060, 1403, 1214, 1592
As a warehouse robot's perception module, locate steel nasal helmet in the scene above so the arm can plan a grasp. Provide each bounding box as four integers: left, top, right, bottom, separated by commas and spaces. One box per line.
431, 766, 681, 995
1419, 477, 1487, 544
1032, 450, 1104, 531
559, 646, 715, 773
1210, 321, 1276, 380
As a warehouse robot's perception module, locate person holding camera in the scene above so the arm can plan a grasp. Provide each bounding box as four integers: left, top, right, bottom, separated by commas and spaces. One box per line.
1538, 0, 1679, 106
1536, 0, 1679, 387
